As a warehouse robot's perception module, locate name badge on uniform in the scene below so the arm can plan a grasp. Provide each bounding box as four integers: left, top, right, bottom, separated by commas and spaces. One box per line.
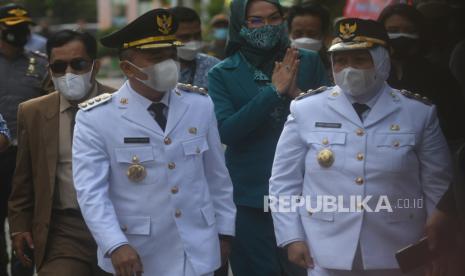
315, 122, 342, 128
124, 137, 150, 144
127, 155, 146, 182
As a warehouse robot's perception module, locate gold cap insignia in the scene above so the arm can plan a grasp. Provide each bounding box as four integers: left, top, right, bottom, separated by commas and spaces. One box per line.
317, 148, 335, 168
127, 155, 146, 182
8, 8, 27, 17
340, 22, 357, 40
156, 15, 173, 35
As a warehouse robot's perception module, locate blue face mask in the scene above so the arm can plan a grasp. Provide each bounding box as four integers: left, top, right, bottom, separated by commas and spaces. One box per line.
213, 28, 228, 40
239, 23, 284, 50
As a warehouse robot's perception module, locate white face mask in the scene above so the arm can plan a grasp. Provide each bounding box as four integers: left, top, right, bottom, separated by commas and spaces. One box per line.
129, 59, 180, 92
290, 37, 323, 52
52, 64, 94, 101
334, 67, 377, 97
387, 32, 419, 39
177, 40, 203, 61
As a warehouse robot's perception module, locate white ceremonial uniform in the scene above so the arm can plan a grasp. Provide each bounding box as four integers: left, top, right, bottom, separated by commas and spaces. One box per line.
269, 84, 451, 275
72, 81, 236, 276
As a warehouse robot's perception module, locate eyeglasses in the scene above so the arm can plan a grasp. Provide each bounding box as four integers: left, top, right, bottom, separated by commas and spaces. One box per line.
246, 12, 283, 28
49, 58, 92, 74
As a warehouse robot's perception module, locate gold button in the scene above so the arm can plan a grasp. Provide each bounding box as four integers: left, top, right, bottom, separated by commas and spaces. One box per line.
164, 137, 172, 145
121, 225, 128, 232
322, 138, 329, 145
175, 209, 182, 218
355, 177, 364, 185
390, 124, 400, 131
357, 153, 364, 161
168, 162, 176, 170
171, 186, 179, 194
393, 141, 400, 147
356, 128, 365, 136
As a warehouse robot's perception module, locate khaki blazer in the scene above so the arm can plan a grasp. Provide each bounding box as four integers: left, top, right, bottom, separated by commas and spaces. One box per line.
8, 82, 115, 269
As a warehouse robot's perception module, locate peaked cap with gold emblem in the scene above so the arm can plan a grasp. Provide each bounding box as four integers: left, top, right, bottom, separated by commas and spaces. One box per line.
0, 4, 33, 27
328, 18, 389, 52
100, 9, 182, 50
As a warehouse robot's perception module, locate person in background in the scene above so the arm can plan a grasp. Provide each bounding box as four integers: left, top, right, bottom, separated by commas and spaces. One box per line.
0, 114, 9, 153
378, 3, 465, 148
208, 0, 328, 275
0, 3, 48, 276
286, 3, 331, 75
205, 14, 229, 60
8, 30, 115, 276
170, 7, 220, 89
270, 18, 451, 276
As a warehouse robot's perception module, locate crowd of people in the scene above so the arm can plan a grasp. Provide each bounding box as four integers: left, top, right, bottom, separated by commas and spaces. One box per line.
0, 0, 464, 276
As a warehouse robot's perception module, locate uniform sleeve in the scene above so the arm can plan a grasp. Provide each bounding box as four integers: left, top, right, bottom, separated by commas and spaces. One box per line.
269, 102, 307, 247
418, 105, 452, 216
208, 66, 285, 146
7, 105, 34, 233
72, 110, 128, 256
203, 100, 236, 236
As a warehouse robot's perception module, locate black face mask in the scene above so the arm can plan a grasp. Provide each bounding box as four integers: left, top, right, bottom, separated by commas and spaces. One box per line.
389, 37, 419, 60
1, 25, 30, 48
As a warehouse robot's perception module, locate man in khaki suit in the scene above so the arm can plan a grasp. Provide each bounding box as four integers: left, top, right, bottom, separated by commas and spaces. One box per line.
8, 30, 114, 276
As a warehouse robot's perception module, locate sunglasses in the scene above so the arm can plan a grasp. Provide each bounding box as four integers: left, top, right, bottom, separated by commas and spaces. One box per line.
49, 58, 92, 74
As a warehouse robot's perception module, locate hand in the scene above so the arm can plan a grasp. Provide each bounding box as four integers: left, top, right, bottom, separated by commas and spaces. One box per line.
287, 74, 302, 99
111, 244, 144, 276
425, 255, 449, 276
12, 232, 34, 267
287, 241, 314, 269
425, 209, 456, 254
0, 134, 9, 152
219, 236, 232, 266
272, 48, 300, 95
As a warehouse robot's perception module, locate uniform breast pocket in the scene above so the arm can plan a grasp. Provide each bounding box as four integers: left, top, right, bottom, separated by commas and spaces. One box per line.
181, 136, 209, 178
114, 146, 155, 185
305, 132, 346, 172
375, 133, 416, 172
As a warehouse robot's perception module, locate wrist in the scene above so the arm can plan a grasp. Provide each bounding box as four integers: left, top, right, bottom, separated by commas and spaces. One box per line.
271, 84, 286, 99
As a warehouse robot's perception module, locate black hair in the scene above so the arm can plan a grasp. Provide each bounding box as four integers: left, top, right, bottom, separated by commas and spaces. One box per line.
378, 4, 425, 36
378, 3, 428, 53
46, 30, 97, 60
169, 7, 201, 24
287, 3, 330, 34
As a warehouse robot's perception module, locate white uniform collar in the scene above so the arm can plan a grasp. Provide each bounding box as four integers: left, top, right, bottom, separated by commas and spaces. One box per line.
127, 81, 171, 109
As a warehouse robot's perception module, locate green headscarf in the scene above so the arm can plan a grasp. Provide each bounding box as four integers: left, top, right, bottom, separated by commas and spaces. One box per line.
226, 0, 290, 77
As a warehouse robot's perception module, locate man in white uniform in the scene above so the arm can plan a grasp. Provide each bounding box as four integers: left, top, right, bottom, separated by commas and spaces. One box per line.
270, 18, 451, 276
72, 9, 236, 276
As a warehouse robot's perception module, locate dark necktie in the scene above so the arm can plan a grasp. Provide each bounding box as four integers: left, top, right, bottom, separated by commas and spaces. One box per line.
352, 103, 370, 122
70, 106, 79, 139
148, 102, 167, 131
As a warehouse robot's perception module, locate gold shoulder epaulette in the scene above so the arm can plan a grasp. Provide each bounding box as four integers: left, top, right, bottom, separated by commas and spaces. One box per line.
176, 83, 208, 96
399, 90, 432, 105
78, 93, 112, 111
295, 86, 327, 101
